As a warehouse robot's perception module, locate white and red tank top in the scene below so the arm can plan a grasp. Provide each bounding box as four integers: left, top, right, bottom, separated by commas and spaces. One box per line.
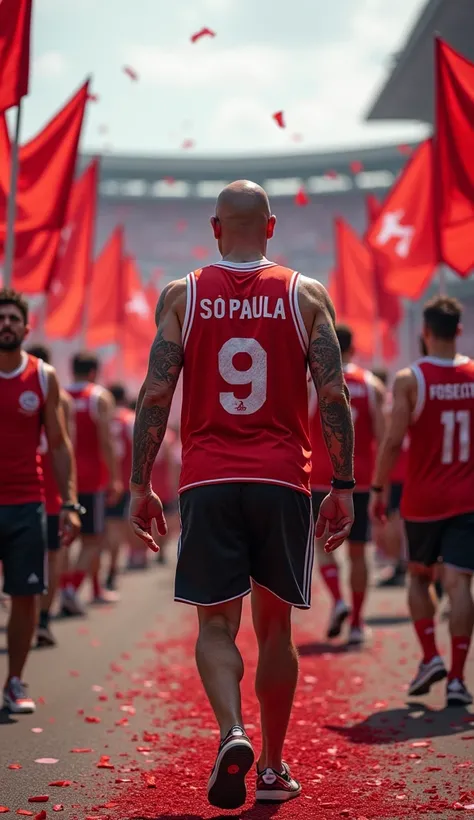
66, 382, 108, 494
0, 353, 48, 505
310, 363, 377, 491
179, 260, 312, 495
401, 356, 474, 521
110, 406, 134, 490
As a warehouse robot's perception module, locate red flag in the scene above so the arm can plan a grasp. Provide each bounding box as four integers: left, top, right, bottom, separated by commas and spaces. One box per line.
85, 226, 124, 348
45, 160, 99, 339
365, 139, 438, 299
332, 217, 377, 359
190, 27, 216, 43
0, 0, 32, 112
436, 38, 474, 276
272, 111, 285, 129
123, 257, 156, 377
366, 193, 382, 225
0, 81, 90, 234
10, 230, 60, 293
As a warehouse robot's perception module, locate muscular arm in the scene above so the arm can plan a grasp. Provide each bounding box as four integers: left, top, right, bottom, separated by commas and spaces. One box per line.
301, 278, 354, 481
372, 368, 416, 487
43, 368, 78, 505
370, 376, 387, 446
97, 390, 120, 485
130, 280, 185, 490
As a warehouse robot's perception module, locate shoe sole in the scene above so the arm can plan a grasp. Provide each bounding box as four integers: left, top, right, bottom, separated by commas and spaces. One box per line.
36, 638, 56, 648
447, 694, 473, 706
327, 608, 351, 639
3, 700, 36, 714
408, 666, 447, 696
256, 786, 302, 803
207, 739, 254, 810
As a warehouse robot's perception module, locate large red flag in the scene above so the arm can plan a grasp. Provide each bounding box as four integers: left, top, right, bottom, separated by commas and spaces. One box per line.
10, 230, 60, 293
366, 139, 438, 299
85, 226, 124, 348
0, 81, 90, 234
45, 160, 99, 339
0, 0, 32, 112
436, 38, 474, 276
332, 217, 377, 359
123, 256, 156, 377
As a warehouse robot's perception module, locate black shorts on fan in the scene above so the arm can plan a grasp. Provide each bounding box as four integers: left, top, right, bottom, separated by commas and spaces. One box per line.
175, 482, 314, 608
78, 491, 106, 536
405, 512, 474, 573
0, 502, 47, 595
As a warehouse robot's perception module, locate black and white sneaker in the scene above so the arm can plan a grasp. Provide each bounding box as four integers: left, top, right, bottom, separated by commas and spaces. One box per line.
408, 655, 447, 696
207, 725, 254, 809
327, 600, 351, 639
446, 678, 473, 706
256, 762, 302, 803
3, 677, 36, 714
36, 625, 57, 648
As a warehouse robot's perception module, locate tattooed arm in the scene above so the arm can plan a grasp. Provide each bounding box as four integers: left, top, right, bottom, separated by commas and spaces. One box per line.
129, 279, 186, 550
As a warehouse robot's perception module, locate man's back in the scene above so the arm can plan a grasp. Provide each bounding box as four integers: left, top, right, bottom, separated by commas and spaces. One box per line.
402, 355, 474, 521
67, 382, 107, 494
180, 260, 311, 495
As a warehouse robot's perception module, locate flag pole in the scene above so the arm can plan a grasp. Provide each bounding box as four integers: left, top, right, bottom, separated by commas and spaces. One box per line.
3, 101, 23, 288
433, 35, 446, 296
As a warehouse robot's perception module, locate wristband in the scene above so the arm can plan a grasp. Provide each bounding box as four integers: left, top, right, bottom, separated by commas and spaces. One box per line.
371, 485, 384, 494
331, 477, 356, 491
61, 502, 86, 515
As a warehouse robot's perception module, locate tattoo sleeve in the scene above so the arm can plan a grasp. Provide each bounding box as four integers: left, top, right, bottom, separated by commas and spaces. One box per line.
309, 323, 354, 481
131, 329, 183, 487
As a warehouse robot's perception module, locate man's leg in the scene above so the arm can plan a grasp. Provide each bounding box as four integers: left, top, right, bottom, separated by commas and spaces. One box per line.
347, 493, 370, 643
251, 584, 297, 772
8, 595, 36, 681
38, 515, 61, 646
195, 598, 244, 737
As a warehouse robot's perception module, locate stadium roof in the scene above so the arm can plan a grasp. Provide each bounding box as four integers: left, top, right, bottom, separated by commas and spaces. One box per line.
366, 0, 474, 125
82, 141, 416, 183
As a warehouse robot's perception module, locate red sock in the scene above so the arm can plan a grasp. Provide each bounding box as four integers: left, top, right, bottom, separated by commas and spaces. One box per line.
351, 590, 365, 628
72, 570, 86, 592
92, 574, 101, 599
60, 571, 74, 590
414, 618, 439, 663
449, 635, 471, 681
320, 565, 342, 603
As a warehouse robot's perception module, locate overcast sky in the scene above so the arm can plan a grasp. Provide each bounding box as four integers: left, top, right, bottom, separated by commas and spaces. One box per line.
18, 0, 430, 156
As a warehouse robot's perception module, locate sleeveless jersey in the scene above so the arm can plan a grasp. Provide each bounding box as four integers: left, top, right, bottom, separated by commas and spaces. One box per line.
67, 383, 108, 494
179, 260, 311, 495
401, 356, 474, 521
310, 363, 377, 491
110, 406, 134, 489
0, 353, 48, 505
38, 431, 62, 515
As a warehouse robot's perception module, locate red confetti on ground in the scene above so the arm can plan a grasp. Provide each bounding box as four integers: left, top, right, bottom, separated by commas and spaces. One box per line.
8, 764, 22, 770
96, 756, 114, 770
48, 782, 71, 788
34, 812, 47, 820
70, 748, 93, 754
16, 812, 34, 816
52, 807, 64, 813
190, 27, 216, 43
272, 110, 285, 128
85, 716, 101, 724
27, 799, 48, 804
0, 809, 10, 814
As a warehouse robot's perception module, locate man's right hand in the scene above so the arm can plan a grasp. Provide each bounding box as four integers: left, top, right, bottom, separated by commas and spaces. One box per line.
129, 488, 168, 552
315, 489, 354, 552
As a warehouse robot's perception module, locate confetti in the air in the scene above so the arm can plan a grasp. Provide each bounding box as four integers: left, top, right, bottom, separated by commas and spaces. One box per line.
190, 27, 216, 43
123, 65, 139, 82
272, 111, 285, 128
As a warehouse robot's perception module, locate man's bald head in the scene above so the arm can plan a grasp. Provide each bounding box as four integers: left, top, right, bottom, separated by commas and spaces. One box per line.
211, 180, 275, 256
216, 180, 271, 222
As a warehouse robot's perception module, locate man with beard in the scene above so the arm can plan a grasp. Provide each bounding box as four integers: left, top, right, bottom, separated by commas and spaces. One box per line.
0, 289, 81, 712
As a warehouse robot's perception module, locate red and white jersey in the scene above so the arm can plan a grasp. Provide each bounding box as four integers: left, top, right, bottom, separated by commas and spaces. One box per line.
0, 353, 48, 505
110, 406, 134, 489
38, 431, 62, 515
310, 363, 378, 491
401, 356, 474, 521
179, 260, 312, 495
66, 382, 108, 494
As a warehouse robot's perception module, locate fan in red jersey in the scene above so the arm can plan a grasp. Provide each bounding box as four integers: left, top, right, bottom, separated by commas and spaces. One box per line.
129, 180, 355, 809
0, 289, 81, 714
105, 383, 135, 589
371, 296, 474, 707
61, 352, 122, 614
27, 345, 76, 648
310, 324, 386, 646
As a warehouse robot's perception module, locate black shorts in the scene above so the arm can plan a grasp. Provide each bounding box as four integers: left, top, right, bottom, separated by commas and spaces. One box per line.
175, 483, 314, 609
388, 483, 403, 514
405, 512, 474, 574
106, 492, 130, 520
311, 490, 369, 544
78, 492, 106, 536
0, 502, 47, 595
163, 499, 178, 515
47, 514, 61, 551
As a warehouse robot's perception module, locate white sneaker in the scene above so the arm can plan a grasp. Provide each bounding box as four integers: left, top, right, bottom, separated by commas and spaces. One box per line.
326, 600, 351, 639
60, 590, 86, 617
347, 625, 370, 646
446, 678, 473, 706
408, 656, 447, 696
3, 677, 36, 713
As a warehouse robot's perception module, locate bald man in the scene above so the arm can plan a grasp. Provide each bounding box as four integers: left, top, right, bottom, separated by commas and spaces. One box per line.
129, 180, 355, 809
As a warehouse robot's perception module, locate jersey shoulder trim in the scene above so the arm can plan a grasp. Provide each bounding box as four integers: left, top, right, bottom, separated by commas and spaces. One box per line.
410, 362, 426, 422
182, 271, 196, 349
37, 360, 49, 401
289, 271, 309, 354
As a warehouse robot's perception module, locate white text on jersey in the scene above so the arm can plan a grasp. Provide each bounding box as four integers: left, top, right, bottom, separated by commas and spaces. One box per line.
429, 383, 474, 401
199, 296, 286, 321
